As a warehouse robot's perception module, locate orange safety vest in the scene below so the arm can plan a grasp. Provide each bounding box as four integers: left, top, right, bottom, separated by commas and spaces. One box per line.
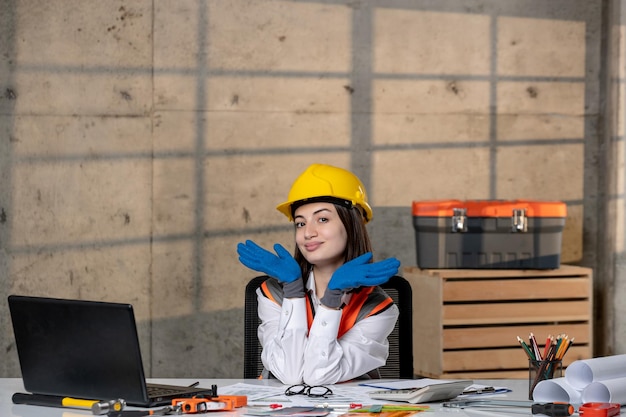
260, 278, 393, 338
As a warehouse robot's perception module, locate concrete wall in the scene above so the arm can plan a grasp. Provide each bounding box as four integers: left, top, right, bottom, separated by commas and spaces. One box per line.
613, 0, 626, 354
0, 0, 618, 378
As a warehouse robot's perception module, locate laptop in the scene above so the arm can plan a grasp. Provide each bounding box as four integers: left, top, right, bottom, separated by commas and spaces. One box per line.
8, 295, 217, 407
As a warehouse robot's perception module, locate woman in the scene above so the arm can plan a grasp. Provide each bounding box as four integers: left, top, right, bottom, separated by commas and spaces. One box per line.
237, 163, 400, 385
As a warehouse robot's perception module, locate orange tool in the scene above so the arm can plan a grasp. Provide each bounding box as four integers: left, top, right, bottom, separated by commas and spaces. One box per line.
579, 403, 621, 417
172, 395, 247, 413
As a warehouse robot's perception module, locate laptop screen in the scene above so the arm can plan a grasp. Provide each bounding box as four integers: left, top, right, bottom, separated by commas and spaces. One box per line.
8, 295, 150, 404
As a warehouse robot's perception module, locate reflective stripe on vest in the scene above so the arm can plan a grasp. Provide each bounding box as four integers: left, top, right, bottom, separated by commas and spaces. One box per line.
259, 278, 393, 338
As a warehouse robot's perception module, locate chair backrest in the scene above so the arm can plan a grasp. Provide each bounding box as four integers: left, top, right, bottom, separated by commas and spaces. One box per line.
243, 275, 414, 379
243, 276, 268, 379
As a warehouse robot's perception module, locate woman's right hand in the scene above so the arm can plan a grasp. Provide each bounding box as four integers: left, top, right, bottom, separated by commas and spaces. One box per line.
237, 240, 301, 283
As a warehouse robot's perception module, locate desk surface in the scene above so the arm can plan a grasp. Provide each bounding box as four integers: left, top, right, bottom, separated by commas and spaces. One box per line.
1, 378, 531, 417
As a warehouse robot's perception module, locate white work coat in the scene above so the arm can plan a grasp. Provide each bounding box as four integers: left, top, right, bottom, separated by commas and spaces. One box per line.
257, 271, 399, 385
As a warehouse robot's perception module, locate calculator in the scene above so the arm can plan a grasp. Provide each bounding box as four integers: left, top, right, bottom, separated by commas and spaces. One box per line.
368, 380, 473, 404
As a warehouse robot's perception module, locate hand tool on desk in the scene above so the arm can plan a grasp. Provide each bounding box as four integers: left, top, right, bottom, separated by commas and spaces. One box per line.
578, 402, 621, 417
444, 399, 575, 416
246, 403, 284, 409
443, 399, 535, 409
170, 394, 247, 413
12, 392, 126, 414
527, 401, 618, 417
91, 398, 128, 414
105, 406, 177, 417
531, 402, 574, 416
314, 403, 362, 410
250, 403, 358, 411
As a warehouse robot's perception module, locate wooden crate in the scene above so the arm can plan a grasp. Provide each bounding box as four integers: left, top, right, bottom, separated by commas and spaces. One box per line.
404, 265, 593, 379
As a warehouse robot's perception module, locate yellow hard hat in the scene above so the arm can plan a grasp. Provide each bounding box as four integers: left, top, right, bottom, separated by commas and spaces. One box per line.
276, 163, 373, 223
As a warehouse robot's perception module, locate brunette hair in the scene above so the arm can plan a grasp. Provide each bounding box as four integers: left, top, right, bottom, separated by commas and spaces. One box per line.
293, 203, 372, 281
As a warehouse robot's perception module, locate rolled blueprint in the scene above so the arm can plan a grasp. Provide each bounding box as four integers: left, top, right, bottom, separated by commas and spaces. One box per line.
565, 354, 626, 389
532, 377, 582, 404
581, 377, 626, 403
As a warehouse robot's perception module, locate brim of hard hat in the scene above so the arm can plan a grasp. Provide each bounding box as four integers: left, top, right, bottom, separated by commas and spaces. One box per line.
276, 197, 372, 223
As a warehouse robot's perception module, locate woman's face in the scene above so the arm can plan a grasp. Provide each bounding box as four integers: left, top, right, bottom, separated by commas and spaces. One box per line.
293, 202, 348, 269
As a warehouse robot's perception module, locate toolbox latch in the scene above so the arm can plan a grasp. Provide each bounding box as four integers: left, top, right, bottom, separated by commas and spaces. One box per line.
451, 208, 467, 233
511, 209, 527, 232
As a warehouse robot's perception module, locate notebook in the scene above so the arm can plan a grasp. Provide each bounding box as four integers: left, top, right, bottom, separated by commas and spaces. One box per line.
8, 295, 216, 407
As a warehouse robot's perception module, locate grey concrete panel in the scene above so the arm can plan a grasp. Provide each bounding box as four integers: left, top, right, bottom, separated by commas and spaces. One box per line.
1, 0, 623, 377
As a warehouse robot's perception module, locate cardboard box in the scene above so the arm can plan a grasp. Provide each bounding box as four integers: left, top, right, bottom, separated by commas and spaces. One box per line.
412, 200, 567, 269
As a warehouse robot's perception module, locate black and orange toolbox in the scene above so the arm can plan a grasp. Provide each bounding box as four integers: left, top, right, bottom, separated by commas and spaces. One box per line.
412, 200, 567, 269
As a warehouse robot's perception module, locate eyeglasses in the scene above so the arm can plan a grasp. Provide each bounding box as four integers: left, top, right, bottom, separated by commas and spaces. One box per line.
285, 384, 333, 398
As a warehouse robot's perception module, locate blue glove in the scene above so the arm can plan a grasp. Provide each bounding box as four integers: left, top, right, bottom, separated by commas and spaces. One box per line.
321, 253, 400, 308
328, 253, 400, 291
236, 240, 301, 284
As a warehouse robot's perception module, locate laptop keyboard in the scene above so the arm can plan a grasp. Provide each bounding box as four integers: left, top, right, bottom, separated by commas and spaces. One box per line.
147, 385, 187, 398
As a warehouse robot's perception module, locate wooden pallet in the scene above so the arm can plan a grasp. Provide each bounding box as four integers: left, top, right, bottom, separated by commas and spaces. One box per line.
404, 265, 593, 379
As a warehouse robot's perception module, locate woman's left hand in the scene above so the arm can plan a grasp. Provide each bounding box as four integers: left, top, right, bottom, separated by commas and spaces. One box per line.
328, 253, 400, 291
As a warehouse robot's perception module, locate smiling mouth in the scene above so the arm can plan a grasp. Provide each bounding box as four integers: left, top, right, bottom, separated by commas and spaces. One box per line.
304, 242, 322, 251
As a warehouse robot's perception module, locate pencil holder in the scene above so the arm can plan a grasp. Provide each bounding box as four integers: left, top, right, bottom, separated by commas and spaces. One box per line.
528, 359, 562, 400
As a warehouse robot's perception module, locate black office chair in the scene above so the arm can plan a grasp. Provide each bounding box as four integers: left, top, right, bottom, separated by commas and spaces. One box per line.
243, 275, 414, 379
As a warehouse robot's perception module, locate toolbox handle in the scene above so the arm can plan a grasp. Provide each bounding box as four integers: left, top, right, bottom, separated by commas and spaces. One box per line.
451, 208, 467, 233
512, 209, 528, 233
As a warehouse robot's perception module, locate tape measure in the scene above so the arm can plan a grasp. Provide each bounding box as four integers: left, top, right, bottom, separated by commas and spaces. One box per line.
579, 403, 621, 417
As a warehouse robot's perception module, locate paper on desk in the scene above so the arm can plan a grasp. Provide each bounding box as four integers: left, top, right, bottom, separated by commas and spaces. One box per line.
339, 411, 426, 417
462, 409, 530, 417
533, 355, 626, 404
581, 377, 626, 404
217, 383, 294, 402
218, 382, 389, 407
457, 384, 512, 398
245, 406, 331, 417
532, 377, 582, 403
534, 376, 626, 405
565, 354, 626, 389
358, 378, 465, 390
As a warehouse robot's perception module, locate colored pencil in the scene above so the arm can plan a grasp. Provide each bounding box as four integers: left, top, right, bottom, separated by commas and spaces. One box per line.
530, 333, 541, 360
517, 336, 535, 360
542, 335, 552, 360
